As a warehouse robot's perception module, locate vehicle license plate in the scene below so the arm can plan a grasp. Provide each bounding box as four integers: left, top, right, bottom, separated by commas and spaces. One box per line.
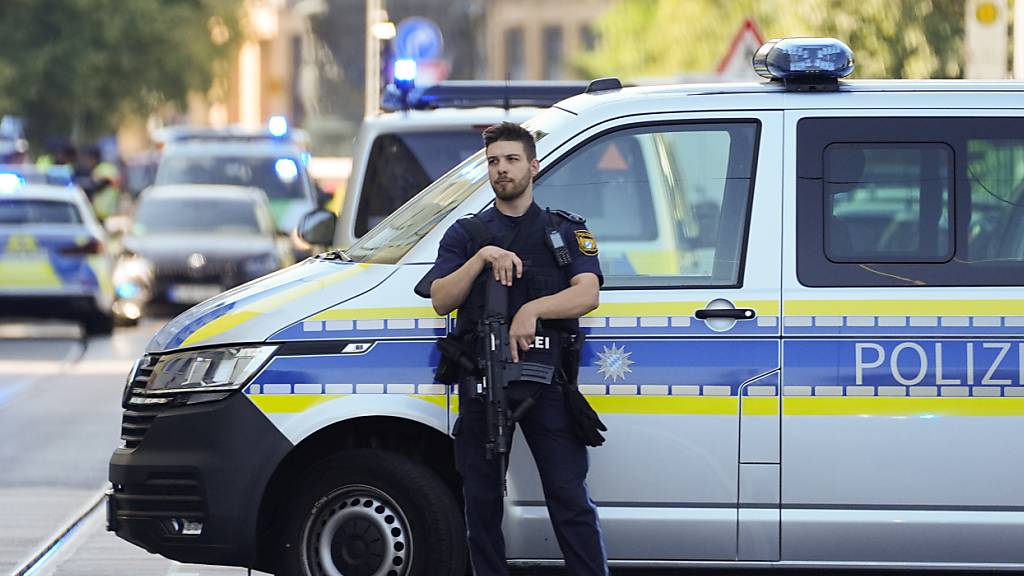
168, 284, 222, 304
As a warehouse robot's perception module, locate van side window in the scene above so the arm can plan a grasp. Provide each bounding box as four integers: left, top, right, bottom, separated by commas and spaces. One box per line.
967, 139, 1024, 265
824, 143, 953, 263
797, 117, 1024, 286
533, 122, 759, 288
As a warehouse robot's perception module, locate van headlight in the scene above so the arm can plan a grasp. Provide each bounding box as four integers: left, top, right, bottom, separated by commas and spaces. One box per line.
146, 345, 276, 394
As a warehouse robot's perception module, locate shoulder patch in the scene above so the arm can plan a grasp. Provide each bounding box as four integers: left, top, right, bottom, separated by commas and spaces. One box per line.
550, 209, 586, 224
575, 230, 598, 256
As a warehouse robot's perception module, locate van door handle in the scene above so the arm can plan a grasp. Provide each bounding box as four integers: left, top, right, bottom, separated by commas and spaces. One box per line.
695, 308, 756, 320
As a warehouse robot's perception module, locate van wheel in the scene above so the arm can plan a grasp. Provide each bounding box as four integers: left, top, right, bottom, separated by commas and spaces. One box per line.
281, 449, 466, 576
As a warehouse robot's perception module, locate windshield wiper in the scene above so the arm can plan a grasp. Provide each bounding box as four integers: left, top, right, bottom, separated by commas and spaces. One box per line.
316, 249, 352, 262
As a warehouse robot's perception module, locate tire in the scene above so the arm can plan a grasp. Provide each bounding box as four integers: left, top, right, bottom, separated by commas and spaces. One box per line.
81, 312, 114, 336
280, 449, 466, 576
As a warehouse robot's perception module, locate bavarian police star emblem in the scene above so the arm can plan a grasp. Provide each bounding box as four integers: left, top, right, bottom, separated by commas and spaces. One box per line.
575, 230, 598, 256
596, 343, 634, 382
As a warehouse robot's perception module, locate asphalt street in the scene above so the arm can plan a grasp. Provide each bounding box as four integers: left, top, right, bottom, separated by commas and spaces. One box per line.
0, 319, 1007, 576
0, 319, 263, 576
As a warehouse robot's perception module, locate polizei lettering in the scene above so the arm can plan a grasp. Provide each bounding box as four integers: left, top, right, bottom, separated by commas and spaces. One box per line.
854, 341, 1024, 386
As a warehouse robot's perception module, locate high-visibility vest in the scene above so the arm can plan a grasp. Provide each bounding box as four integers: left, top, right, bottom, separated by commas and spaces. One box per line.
91, 161, 122, 220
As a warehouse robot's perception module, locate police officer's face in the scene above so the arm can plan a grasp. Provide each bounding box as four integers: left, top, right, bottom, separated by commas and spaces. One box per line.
486, 140, 538, 201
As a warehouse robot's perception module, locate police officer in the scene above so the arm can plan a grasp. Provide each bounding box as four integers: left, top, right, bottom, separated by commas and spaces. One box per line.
420, 122, 608, 576
78, 146, 122, 222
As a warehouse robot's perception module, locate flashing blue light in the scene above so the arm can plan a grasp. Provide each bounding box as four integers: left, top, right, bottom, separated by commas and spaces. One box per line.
116, 282, 139, 299
0, 173, 24, 193
268, 115, 289, 138
753, 37, 854, 86
274, 158, 299, 183
394, 58, 417, 90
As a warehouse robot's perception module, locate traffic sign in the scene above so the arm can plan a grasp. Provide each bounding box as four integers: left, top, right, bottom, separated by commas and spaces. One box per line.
394, 17, 444, 61
717, 19, 765, 80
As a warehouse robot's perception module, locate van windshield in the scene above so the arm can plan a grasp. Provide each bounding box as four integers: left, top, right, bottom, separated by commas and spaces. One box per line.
344, 149, 489, 264
345, 110, 564, 264
355, 130, 485, 237
156, 155, 308, 200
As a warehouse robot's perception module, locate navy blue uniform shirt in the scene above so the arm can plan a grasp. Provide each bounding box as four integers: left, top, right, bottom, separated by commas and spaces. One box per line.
416, 203, 603, 298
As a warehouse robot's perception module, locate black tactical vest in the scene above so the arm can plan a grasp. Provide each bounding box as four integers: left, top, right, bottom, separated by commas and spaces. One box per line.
455, 203, 577, 371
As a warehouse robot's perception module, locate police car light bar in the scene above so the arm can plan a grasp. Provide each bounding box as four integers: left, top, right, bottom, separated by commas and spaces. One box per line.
0, 172, 24, 193
268, 115, 289, 138
157, 125, 311, 147
394, 59, 417, 85
753, 37, 854, 92
0, 164, 73, 186
380, 81, 589, 113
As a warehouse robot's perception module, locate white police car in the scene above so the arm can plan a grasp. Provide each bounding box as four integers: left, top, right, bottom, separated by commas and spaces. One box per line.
109, 38, 1024, 574
0, 167, 114, 334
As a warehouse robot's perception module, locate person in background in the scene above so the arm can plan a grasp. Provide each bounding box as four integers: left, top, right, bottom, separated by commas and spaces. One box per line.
78, 145, 122, 221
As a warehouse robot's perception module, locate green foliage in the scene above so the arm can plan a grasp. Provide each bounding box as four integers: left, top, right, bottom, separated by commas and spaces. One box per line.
0, 0, 242, 144
576, 0, 965, 81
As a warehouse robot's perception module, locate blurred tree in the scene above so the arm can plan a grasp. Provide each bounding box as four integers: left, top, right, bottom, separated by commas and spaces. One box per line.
575, 0, 964, 80
0, 0, 242, 145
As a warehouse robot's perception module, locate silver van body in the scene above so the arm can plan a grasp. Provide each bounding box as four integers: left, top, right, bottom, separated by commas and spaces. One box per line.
112, 78, 1024, 572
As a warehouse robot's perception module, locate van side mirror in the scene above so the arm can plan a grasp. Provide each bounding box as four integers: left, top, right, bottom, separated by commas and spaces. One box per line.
298, 209, 337, 246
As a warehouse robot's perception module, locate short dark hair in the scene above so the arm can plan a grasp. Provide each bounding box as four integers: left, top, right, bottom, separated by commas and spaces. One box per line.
482, 121, 536, 161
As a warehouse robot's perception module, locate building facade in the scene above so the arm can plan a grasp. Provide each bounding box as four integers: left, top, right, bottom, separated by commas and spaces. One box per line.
486, 0, 610, 81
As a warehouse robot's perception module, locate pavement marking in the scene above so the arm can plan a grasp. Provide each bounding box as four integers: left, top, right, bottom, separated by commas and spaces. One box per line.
11, 487, 107, 576
0, 382, 30, 410
0, 341, 85, 411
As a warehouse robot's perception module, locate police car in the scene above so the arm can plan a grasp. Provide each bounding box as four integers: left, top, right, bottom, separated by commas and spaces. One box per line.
153, 119, 323, 258
319, 80, 587, 249
0, 167, 114, 335
109, 38, 1024, 574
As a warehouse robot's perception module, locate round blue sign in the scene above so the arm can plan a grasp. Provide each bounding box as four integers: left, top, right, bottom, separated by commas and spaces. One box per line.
394, 17, 444, 61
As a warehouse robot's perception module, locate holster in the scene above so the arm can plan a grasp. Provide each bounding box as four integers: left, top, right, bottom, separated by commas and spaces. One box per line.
434, 331, 477, 385
559, 328, 608, 447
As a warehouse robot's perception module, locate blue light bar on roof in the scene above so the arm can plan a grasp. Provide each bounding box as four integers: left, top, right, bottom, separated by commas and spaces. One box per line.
380, 80, 589, 112
753, 37, 854, 90
394, 59, 417, 84
0, 172, 24, 193
0, 164, 73, 186
268, 115, 289, 138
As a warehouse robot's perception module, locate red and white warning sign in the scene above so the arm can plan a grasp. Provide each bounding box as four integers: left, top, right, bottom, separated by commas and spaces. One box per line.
716, 19, 765, 81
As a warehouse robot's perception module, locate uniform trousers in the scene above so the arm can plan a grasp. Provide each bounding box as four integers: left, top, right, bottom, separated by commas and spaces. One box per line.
454, 381, 609, 576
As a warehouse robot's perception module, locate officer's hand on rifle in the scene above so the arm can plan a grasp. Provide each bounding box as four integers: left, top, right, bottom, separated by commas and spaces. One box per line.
475, 246, 523, 287
509, 303, 538, 363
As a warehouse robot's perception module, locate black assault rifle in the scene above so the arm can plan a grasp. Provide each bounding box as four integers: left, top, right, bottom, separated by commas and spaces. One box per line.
480, 275, 555, 495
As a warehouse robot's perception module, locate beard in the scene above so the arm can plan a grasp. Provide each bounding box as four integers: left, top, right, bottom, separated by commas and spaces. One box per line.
491, 172, 531, 201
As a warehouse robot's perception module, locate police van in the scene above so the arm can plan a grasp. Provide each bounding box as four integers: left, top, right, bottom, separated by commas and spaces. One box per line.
325, 81, 587, 249
109, 38, 1024, 574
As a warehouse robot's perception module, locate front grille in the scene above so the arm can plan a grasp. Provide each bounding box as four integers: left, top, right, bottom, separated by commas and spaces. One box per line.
120, 356, 173, 450
111, 470, 205, 521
